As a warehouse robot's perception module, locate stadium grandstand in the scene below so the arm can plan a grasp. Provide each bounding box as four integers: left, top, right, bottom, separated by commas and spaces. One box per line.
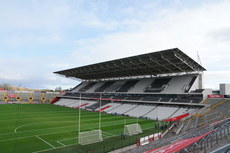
54, 48, 208, 119
0, 89, 60, 104
1, 48, 229, 153
52, 48, 230, 153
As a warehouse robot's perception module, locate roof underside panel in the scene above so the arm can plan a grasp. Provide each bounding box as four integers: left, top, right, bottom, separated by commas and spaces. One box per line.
54, 48, 206, 80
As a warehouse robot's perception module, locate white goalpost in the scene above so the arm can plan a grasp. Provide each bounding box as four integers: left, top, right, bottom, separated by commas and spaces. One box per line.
124, 123, 143, 136
78, 93, 103, 145
78, 129, 103, 145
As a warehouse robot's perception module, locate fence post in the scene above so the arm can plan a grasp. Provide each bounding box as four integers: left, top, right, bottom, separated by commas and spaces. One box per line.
210, 134, 213, 148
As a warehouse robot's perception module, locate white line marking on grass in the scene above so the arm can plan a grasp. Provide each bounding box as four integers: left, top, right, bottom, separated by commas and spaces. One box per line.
35, 135, 55, 149
14, 123, 34, 133
102, 131, 115, 136
57, 137, 78, 146
10, 116, 129, 135
13, 121, 75, 133
31, 142, 79, 153
57, 140, 65, 147
0, 135, 35, 142
0, 130, 76, 143
59, 137, 78, 142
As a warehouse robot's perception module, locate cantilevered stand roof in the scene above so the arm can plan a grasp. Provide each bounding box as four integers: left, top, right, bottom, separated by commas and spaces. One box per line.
54, 48, 206, 80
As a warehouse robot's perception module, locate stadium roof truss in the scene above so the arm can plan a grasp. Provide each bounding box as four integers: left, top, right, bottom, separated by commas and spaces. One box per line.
54, 48, 206, 81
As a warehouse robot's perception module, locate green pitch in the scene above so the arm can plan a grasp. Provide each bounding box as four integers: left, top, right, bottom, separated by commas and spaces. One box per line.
0, 104, 159, 153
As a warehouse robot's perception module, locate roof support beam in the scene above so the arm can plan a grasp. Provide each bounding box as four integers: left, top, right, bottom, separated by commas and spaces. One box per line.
54, 48, 206, 80
160, 53, 185, 72
148, 54, 174, 74
174, 51, 196, 71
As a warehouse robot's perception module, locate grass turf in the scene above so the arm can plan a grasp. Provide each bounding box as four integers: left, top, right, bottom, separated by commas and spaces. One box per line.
0, 104, 160, 153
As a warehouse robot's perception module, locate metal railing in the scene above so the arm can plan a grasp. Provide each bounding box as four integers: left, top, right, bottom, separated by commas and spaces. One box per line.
180, 120, 230, 153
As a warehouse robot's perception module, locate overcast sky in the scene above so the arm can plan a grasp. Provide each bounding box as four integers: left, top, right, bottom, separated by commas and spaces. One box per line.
0, 0, 229, 90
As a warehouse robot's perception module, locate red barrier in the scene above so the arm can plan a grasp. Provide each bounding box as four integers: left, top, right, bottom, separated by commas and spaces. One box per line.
98, 105, 111, 112
164, 113, 189, 121
50, 97, 60, 104
7, 93, 16, 98
208, 95, 223, 98
145, 131, 213, 153
90, 98, 122, 101
75, 103, 89, 108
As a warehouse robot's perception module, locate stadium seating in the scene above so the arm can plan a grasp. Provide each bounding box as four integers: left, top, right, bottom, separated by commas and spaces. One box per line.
95, 81, 115, 92
141, 95, 160, 102
104, 80, 126, 92
72, 82, 88, 92
56, 73, 204, 122
107, 103, 138, 114
86, 101, 108, 110
87, 82, 104, 92
79, 82, 97, 92
145, 78, 171, 92
169, 107, 190, 118
144, 106, 179, 120
124, 105, 157, 117
161, 75, 195, 94
96, 102, 122, 112
128, 78, 154, 93
116, 80, 139, 92
125, 96, 142, 101
70, 74, 201, 96
54, 98, 97, 108
185, 76, 197, 93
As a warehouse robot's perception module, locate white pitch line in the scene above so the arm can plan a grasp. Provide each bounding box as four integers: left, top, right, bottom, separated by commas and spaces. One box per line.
0, 125, 150, 143
14, 123, 34, 133
13, 120, 76, 134
32, 142, 79, 153
59, 137, 78, 142
35, 135, 55, 149
102, 131, 115, 136
57, 141, 65, 147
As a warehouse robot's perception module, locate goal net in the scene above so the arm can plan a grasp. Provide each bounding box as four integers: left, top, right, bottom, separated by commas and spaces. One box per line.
124, 123, 143, 136
78, 130, 103, 145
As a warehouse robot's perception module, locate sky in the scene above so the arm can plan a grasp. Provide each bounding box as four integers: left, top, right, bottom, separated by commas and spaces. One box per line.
0, 0, 230, 90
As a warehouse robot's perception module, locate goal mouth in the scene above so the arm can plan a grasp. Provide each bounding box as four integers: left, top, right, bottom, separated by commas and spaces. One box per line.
124, 123, 143, 136
78, 130, 103, 145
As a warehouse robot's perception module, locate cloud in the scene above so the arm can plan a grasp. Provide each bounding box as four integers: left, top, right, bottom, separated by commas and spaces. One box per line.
0, 56, 76, 90
204, 70, 230, 89
70, 0, 230, 89
208, 27, 230, 42
0, 0, 229, 90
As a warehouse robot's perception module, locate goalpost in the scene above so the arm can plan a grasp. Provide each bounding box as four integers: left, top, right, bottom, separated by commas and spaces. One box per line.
124, 123, 143, 136
78, 93, 103, 145
78, 129, 103, 145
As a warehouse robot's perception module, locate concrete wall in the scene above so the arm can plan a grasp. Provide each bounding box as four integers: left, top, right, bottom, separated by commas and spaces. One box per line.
220, 84, 230, 95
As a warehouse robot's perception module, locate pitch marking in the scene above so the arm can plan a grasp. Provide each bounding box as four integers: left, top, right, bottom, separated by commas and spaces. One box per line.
35, 135, 55, 149
57, 141, 65, 147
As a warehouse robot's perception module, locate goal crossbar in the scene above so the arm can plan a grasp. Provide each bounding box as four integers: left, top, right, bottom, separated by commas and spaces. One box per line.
78, 129, 103, 145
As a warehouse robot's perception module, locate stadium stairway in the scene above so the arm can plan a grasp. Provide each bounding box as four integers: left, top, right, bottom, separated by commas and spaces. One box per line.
166, 107, 180, 119
124, 105, 156, 118
75, 103, 89, 108
50, 97, 60, 104
101, 103, 122, 112
97, 105, 112, 112
180, 99, 229, 133
141, 106, 157, 118
122, 104, 139, 114
86, 101, 108, 110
